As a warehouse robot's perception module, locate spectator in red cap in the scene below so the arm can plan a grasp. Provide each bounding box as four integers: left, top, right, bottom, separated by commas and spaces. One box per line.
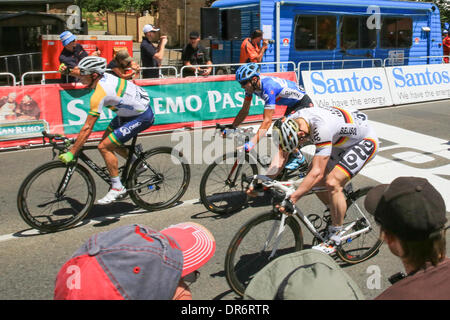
364, 176, 450, 300
54, 222, 215, 300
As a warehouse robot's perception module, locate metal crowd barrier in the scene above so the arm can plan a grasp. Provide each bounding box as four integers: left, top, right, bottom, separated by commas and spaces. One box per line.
21, 70, 62, 86
383, 55, 449, 66
179, 61, 297, 78
12, 57, 450, 86
297, 58, 383, 85
0, 72, 17, 86
138, 66, 179, 79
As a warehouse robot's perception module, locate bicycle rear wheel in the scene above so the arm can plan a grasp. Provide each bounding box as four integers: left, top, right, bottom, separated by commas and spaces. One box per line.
336, 187, 383, 264
199, 151, 258, 214
225, 210, 303, 296
17, 161, 96, 232
128, 146, 190, 211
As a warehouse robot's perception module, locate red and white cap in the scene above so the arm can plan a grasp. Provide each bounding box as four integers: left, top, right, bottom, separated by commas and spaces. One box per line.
161, 222, 216, 277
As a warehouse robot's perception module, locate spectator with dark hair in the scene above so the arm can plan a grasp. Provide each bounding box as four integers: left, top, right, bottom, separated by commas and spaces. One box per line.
364, 176, 450, 300
181, 31, 212, 77
54, 222, 216, 300
140, 24, 167, 79
107, 49, 140, 80
58, 30, 101, 83
239, 29, 268, 63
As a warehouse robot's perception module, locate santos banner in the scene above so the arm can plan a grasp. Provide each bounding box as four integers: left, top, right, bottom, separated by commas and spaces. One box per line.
385, 64, 450, 105
301, 67, 393, 110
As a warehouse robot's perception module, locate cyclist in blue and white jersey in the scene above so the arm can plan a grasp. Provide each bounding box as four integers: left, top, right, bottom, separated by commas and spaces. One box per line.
230, 63, 313, 171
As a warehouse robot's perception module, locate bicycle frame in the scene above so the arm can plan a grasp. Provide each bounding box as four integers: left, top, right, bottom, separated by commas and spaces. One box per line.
44, 132, 162, 195
251, 175, 373, 259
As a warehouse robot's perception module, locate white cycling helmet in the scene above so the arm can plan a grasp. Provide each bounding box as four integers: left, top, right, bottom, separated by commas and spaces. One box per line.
78, 56, 107, 75
273, 118, 300, 152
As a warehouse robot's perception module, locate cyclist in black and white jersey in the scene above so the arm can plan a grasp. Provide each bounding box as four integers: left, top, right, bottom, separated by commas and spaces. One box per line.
272, 105, 379, 254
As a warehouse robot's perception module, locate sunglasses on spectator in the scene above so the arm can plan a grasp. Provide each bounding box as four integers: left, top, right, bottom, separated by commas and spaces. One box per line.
182, 270, 200, 284
121, 61, 131, 68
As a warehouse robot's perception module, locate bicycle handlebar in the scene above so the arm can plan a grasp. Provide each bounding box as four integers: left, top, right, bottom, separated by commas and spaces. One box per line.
216, 123, 254, 136
42, 131, 74, 150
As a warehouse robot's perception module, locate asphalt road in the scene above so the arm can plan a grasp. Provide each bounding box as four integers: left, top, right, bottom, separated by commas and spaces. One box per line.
0, 100, 449, 301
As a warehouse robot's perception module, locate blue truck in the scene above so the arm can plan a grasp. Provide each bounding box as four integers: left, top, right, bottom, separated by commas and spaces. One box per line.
210, 0, 445, 74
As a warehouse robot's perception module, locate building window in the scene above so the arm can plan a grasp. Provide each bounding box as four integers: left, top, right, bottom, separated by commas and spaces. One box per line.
295, 15, 336, 50
381, 17, 412, 48
341, 16, 377, 49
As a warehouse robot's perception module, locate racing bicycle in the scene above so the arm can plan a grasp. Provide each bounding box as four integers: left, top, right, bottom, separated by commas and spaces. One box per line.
17, 131, 190, 232
199, 123, 311, 214
224, 174, 383, 296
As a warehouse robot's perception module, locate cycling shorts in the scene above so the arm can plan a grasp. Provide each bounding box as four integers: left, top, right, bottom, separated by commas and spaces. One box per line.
107, 106, 154, 146
284, 95, 314, 116
326, 127, 378, 180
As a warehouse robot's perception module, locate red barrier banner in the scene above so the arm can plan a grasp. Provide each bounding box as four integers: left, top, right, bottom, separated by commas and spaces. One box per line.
0, 72, 296, 150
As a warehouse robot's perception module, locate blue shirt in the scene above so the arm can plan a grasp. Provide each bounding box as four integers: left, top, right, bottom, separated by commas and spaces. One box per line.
245, 75, 307, 110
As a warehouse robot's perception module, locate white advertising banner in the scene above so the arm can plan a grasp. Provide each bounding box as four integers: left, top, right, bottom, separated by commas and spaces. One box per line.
301, 67, 393, 110
385, 64, 450, 105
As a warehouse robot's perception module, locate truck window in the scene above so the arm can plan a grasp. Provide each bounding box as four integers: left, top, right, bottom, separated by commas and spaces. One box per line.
381, 17, 412, 48
341, 16, 377, 49
295, 15, 336, 50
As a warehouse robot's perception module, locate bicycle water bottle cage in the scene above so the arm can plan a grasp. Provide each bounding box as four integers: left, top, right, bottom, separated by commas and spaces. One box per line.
135, 143, 144, 156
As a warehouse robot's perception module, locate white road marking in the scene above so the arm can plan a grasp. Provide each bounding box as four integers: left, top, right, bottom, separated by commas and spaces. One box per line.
362, 120, 450, 208
0, 198, 201, 243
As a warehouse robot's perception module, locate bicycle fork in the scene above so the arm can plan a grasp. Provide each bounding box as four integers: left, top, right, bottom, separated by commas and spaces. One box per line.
56, 164, 77, 198
261, 213, 288, 260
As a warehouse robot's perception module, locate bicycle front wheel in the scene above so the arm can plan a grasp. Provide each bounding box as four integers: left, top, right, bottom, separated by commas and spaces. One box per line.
17, 161, 96, 232
128, 146, 190, 211
336, 187, 383, 264
225, 211, 303, 297
199, 152, 258, 214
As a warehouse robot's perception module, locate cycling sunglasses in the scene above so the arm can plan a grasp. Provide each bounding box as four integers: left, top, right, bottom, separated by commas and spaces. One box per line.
239, 79, 250, 86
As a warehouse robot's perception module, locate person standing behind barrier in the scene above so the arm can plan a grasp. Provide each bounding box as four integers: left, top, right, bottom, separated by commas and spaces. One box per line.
140, 24, 167, 79
364, 176, 450, 300
443, 30, 450, 63
181, 31, 212, 77
58, 30, 101, 83
107, 49, 140, 80
239, 29, 268, 63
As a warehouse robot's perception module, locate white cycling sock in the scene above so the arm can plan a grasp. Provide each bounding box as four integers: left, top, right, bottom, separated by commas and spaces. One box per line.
111, 176, 123, 190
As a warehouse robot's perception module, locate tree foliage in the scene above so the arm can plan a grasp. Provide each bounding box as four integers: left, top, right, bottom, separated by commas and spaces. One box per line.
79, 0, 157, 13
414, 0, 450, 26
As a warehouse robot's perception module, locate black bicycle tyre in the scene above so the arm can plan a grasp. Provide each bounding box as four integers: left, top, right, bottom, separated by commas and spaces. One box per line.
336, 187, 383, 264
17, 161, 96, 233
128, 146, 190, 211
225, 210, 304, 296
199, 152, 258, 214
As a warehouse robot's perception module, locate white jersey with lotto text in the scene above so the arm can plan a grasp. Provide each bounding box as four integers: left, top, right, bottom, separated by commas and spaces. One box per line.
88, 73, 150, 118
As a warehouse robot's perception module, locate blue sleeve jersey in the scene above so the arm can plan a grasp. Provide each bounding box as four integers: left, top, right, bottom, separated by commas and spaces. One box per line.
245, 75, 307, 110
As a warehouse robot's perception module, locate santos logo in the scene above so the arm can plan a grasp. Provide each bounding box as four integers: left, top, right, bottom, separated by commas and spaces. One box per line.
391, 67, 450, 88
310, 71, 383, 95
